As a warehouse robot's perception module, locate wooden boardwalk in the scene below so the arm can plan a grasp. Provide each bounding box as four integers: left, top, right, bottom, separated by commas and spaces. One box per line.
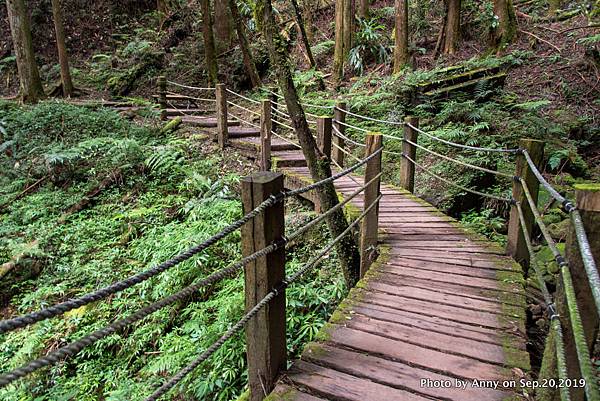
267, 166, 530, 401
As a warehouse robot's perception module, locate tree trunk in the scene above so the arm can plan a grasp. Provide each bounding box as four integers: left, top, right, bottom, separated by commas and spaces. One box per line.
358, 0, 368, 19
342, 0, 353, 57
228, 0, 261, 88
442, 0, 460, 54
6, 0, 44, 103
50, 0, 74, 97
491, 0, 517, 49
333, 0, 345, 84
393, 0, 409, 72
214, 0, 232, 52
201, 0, 219, 85
257, 0, 362, 287
157, 0, 168, 24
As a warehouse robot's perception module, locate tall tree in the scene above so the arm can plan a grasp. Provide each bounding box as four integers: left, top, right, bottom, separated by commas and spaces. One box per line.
358, 0, 368, 19
214, 0, 232, 52
435, 0, 461, 55
51, 0, 74, 97
290, 0, 316, 68
200, 0, 219, 85
257, 0, 362, 286
228, 0, 261, 87
333, 0, 353, 84
491, 0, 517, 49
393, 0, 409, 72
6, 0, 44, 103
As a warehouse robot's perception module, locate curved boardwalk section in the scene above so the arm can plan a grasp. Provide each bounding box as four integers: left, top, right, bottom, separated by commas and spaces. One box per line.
268, 166, 530, 401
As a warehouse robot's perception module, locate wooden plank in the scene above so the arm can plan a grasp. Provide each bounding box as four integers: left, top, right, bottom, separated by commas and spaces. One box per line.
358, 290, 510, 329
287, 360, 432, 401
303, 344, 515, 401
344, 313, 509, 365
394, 253, 519, 271
324, 325, 511, 381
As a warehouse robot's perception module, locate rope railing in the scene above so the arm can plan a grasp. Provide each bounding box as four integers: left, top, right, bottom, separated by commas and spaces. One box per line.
166, 81, 215, 91
521, 149, 600, 320
226, 88, 261, 104
227, 100, 261, 117
401, 152, 512, 203
406, 122, 520, 153
270, 115, 295, 131
332, 140, 362, 163
333, 119, 371, 133
271, 131, 302, 149
228, 112, 261, 129
146, 191, 382, 400
332, 125, 366, 148
166, 90, 217, 103
515, 194, 599, 401
335, 106, 405, 126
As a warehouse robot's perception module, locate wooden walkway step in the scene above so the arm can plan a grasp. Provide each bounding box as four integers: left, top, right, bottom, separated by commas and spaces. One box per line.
272, 150, 307, 168
265, 166, 530, 401
230, 136, 298, 153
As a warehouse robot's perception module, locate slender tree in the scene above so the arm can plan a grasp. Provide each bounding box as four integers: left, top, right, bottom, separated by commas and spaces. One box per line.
50, 0, 74, 97
214, 0, 232, 52
491, 0, 517, 49
290, 0, 316, 67
256, 0, 362, 286
200, 0, 219, 84
358, 0, 368, 19
6, 0, 44, 103
228, 0, 261, 87
333, 0, 353, 84
393, 0, 409, 72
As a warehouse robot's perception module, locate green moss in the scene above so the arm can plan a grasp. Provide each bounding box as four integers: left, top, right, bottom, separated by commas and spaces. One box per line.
234, 390, 250, 401
574, 183, 600, 192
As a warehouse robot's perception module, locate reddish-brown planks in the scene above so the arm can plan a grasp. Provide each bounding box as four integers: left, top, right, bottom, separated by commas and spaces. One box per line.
263, 167, 529, 401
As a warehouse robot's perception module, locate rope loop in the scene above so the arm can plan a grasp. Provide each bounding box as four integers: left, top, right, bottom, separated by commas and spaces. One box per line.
562, 200, 576, 213
269, 192, 286, 204
273, 280, 289, 296
547, 303, 560, 321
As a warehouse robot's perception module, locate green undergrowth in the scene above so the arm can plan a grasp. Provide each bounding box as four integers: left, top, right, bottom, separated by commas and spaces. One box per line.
0, 101, 346, 400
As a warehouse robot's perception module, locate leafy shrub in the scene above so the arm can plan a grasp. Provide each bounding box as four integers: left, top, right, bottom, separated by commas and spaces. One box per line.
348, 18, 390, 75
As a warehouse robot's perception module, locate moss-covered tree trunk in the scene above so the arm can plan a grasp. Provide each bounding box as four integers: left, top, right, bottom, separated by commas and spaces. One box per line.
6, 0, 44, 103
491, 0, 517, 49
257, 0, 362, 287
214, 0, 232, 52
201, 0, 219, 85
229, 0, 261, 88
333, 0, 353, 85
50, 0, 74, 97
393, 0, 409, 72
290, 0, 325, 89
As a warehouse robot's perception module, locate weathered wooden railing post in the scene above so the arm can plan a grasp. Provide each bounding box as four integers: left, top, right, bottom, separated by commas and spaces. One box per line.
270, 88, 279, 134
158, 76, 167, 121
332, 101, 346, 167
216, 83, 228, 149
260, 100, 272, 171
241, 172, 286, 401
399, 116, 418, 193
557, 184, 600, 401
507, 139, 544, 267
360, 132, 383, 277
317, 116, 333, 160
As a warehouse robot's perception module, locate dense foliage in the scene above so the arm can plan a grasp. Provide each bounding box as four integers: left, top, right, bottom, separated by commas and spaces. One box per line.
0, 102, 345, 400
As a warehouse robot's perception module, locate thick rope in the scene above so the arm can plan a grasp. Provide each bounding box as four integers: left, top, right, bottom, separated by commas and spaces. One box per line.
335, 107, 404, 126
146, 193, 382, 400
406, 122, 520, 153
225, 89, 260, 105
332, 140, 362, 163
402, 152, 511, 202
228, 112, 261, 129
333, 119, 371, 133
521, 150, 600, 318
0, 238, 283, 388
271, 131, 302, 149
332, 124, 366, 148
515, 202, 600, 401
401, 138, 513, 178
166, 81, 214, 91
166, 90, 216, 103
0, 197, 279, 334
227, 101, 261, 117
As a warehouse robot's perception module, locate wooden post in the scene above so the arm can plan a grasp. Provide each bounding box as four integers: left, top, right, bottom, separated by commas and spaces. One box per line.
260, 100, 272, 171
317, 116, 333, 160
360, 132, 383, 277
507, 139, 544, 267
399, 116, 418, 193
158, 76, 167, 121
270, 89, 279, 134
558, 184, 600, 401
216, 83, 228, 148
241, 172, 286, 401
332, 101, 346, 167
